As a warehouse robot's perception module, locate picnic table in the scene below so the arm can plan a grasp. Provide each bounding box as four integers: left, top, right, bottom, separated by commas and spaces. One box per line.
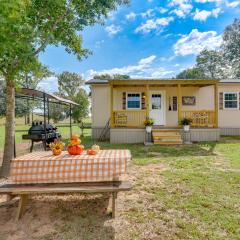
0, 150, 132, 220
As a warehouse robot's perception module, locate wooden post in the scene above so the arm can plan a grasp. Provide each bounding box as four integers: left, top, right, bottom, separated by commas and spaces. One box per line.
110, 84, 114, 128
112, 192, 117, 218
214, 83, 218, 128
16, 194, 28, 220
145, 84, 150, 118
177, 84, 182, 125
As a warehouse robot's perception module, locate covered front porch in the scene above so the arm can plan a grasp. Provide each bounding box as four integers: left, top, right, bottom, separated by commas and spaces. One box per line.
109, 79, 219, 129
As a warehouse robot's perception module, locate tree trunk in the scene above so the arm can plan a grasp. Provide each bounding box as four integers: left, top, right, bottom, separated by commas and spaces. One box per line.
1, 78, 15, 178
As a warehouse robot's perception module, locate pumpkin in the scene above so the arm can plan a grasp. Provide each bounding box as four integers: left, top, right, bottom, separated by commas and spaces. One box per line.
49, 139, 64, 156
87, 149, 97, 155
91, 144, 100, 153
67, 144, 84, 155
70, 135, 81, 145
52, 147, 62, 156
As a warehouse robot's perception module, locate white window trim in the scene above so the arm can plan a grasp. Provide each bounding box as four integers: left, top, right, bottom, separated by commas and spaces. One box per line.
223, 92, 239, 110
126, 92, 142, 110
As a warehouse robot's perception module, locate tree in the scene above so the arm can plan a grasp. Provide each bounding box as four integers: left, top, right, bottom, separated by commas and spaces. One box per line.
176, 67, 207, 79
72, 89, 89, 123
222, 18, 240, 78
196, 50, 226, 79
93, 74, 130, 80
0, 0, 128, 177
58, 71, 84, 97
49, 101, 67, 124
57, 71, 89, 123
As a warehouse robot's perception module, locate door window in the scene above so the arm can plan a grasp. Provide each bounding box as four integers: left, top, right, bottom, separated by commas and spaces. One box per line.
151, 94, 161, 110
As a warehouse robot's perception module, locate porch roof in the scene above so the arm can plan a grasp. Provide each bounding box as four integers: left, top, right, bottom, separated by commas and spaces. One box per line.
109, 79, 219, 87
86, 78, 219, 87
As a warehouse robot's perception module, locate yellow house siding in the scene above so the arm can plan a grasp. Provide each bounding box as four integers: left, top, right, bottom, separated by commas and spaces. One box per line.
91, 84, 110, 127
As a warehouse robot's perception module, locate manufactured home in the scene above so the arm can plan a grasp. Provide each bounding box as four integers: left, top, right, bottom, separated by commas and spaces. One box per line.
86, 79, 240, 144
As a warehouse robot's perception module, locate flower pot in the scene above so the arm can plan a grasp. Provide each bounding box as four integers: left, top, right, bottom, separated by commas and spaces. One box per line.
146, 126, 152, 133
183, 125, 190, 132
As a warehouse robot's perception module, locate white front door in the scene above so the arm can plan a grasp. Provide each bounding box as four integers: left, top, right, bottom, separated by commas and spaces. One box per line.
149, 91, 166, 125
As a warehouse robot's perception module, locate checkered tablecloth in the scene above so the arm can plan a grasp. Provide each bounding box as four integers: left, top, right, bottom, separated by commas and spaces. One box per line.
10, 150, 131, 184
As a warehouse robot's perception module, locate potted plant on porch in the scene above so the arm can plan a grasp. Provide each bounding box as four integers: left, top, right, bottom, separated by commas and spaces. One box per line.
180, 117, 192, 132
144, 117, 154, 133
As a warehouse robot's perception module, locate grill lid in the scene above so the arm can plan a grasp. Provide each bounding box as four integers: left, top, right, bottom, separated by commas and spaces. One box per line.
28, 121, 57, 135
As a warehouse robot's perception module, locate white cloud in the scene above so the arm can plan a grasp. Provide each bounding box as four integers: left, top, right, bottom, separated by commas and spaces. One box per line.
195, 7, 222, 21
105, 24, 122, 36
193, 8, 222, 21
195, 0, 223, 3
212, 7, 222, 17
159, 7, 168, 14
160, 56, 175, 62
169, 0, 193, 18
139, 55, 157, 65
85, 55, 174, 79
140, 9, 155, 18
149, 68, 174, 78
126, 12, 137, 20
37, 76, 58, 93
87, 55, 156, 77
193, 9, 212, 21
226, 1, 240, 8
135, 17, 174, 33
173, 29, 222, 56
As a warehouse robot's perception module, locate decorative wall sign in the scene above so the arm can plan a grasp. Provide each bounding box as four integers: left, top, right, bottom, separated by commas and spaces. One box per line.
182, 96, 196, 106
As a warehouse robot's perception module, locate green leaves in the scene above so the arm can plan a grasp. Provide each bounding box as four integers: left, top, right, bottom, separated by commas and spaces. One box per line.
0, 0, 128, 80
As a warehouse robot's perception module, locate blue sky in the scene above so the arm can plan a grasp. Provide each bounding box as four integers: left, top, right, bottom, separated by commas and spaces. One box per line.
38, 0, 240, 92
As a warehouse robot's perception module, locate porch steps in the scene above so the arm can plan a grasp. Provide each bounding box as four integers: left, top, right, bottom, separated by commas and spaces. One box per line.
152, 130, 183, 145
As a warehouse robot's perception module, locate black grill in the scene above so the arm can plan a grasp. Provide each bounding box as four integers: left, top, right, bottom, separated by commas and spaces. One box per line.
22, 121, 61, 152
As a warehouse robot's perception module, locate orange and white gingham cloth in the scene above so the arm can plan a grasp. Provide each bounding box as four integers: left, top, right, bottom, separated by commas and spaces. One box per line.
10, 150, 131, 184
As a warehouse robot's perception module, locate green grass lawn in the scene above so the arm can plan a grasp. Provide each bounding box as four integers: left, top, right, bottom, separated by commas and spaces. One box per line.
0, 131, 240, 239
58, 136, 240, 239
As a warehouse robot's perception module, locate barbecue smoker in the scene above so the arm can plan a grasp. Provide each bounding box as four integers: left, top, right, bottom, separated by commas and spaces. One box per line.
23, 121, 61, 152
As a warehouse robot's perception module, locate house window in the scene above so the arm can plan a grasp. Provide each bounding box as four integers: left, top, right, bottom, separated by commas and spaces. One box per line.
224, 92, 238, 109
127, 93, 141, 109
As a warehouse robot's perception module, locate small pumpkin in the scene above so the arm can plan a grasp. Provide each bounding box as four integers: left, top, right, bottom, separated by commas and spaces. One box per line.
67, 144, 84, 155
87, 149, 97, 155
91, 144, 100, 153
70, 134, 81, 145
52, 147, 62, 156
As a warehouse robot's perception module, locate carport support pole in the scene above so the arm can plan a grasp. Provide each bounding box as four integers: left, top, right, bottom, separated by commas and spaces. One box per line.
43, 93, 47, 150
47, 98, 50, 124
70, 104, 72, 137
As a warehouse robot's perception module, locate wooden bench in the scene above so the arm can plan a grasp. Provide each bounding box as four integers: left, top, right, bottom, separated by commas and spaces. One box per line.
0, 181, 132, 220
